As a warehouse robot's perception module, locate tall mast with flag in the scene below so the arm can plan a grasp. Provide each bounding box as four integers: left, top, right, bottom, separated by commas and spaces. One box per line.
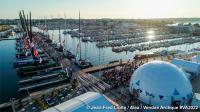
19, 11, 38, 66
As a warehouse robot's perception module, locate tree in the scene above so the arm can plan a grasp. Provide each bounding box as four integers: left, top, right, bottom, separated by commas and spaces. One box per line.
193, 23, 200, 27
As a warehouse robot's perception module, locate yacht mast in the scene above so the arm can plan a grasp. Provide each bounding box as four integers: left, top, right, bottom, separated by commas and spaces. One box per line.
64, 13, 67, 31
79, 11, 82, 60
59, 19, 61, 46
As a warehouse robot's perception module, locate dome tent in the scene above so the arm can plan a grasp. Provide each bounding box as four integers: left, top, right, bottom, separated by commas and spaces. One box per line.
129, 61, 193, 106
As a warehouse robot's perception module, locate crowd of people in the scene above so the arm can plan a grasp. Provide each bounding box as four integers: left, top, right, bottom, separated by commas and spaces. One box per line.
100, 63, 134, 88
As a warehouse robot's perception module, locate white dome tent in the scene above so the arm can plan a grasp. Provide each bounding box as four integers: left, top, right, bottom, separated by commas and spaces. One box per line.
192, 55, 200, 63
129, 61, 193, 106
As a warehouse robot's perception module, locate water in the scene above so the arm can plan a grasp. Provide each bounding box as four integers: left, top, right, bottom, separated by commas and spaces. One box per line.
48, 29, 200, 66
0, 39, 20, 104
48, 30, 134, 66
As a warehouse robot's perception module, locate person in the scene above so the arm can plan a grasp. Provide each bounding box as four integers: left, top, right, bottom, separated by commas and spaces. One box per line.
69, 67, 73, 77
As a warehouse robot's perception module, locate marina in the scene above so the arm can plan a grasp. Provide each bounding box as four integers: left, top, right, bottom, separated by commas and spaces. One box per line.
1, 1, 200, 112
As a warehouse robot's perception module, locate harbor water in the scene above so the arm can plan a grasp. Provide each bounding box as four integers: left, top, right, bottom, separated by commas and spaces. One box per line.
0, 38, 20, 104
48, 29, 200, 66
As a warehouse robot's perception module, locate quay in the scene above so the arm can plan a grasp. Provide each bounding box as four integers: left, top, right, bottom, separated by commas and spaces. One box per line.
81, 60, 126, 73
79, 52, 198, 75
0, 83, 77, 110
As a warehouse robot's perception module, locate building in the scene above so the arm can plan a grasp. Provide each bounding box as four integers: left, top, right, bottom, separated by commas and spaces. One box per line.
191, 55, 200, 63
129, 61, 193, 106
42, 92, 118, 112
171, 58, 200, 79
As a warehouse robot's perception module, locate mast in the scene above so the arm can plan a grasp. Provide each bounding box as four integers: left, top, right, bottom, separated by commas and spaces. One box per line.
79, 10, 81, 60
46, 16, 49, 39
64, 13, 67, 31
59, 18, 61, 46
45, 16, 47, 29
83, 21, 87, 60
19, 11, 37, 65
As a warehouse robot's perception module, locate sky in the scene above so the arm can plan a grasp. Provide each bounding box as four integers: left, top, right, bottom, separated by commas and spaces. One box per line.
0, 0, 200, 19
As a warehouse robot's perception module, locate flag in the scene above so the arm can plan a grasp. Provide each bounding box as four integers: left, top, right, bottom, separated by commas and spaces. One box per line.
32, 38, 35, 42
25, 51, 28, 56
76, 43, 80, 53
11, 31, 16, 36
30, 42, 34, 48
34, 48, 38, 57
23, 35, 30, 49
25, 44, 29, 49
63, 40, 66, 47
39, 57, 43, 63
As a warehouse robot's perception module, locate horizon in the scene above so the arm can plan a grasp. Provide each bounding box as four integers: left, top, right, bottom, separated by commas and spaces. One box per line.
1, 0, 200, 19
2, 17, 200, 20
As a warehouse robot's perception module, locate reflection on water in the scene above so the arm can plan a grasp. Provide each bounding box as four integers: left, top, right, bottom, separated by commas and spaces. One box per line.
0, 39, 19, 104
146, 30, 155, 40
48, 30, 134, 66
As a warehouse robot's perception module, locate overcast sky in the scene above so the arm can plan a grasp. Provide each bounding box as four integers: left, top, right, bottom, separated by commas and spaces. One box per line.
1, 0, 200, 19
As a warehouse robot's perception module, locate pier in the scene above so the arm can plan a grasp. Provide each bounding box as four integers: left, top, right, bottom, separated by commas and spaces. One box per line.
81, 61, 125, 73
19, 66, 62, 76
18, 79, 67, 92
77, 52, 198, 74
0, 83, 74, 110
19, 73, 59, 84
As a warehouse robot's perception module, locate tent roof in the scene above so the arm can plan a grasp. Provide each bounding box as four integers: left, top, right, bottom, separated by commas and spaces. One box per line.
171, 58, 200, 74
43, 92, 116, 112
130, 61, 192, 97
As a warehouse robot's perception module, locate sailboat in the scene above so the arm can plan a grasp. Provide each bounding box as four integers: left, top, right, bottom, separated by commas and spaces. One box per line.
63, 14, 68, 35
57, 20, 64, 52
63, 32, 75, 59
75, 11, 92, 68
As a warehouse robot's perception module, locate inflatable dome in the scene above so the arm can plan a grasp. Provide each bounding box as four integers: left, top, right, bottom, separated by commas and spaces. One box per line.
129, 61, 193, 106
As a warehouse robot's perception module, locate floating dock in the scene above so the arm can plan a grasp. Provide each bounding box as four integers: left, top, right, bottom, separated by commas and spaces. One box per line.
19, 73, 59, 84
18, 78, 68, 92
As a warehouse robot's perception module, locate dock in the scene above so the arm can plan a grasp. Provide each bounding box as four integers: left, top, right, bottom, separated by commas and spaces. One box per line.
0, 38, 18, 40
19, 73, 59, 84
81, 61, 126, 73
0, 84, 74, 110
77, 73, 111, 93
80, 53, 197, 74
20, 66, 62, 76
18, 79, 67, 92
